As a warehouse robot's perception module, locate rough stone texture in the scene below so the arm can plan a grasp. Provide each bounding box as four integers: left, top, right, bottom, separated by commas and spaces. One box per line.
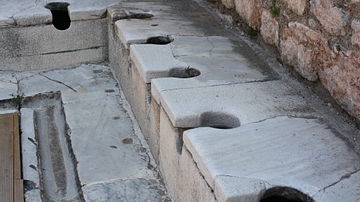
234, 0, 263, 28
319, 50, 360, 120
280, 22, 329, 81
221, 0, 235, 8
311, 0, 348, 36
285, 0, 307, 15
82, 179, 169, 202
352, 19, 360, 47
217, 0, 360, 121
260, 9, 279, 45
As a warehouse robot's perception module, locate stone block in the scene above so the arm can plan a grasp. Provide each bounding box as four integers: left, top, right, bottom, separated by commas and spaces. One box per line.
310, 0, 348, 36
285, 0, 307, 15
215, 176, 266, 202
234, 0, 263, 28
0, 19, 107, 71
13, 5, 52, 27
151, 35, 277, 104
153, 80, 312, 128
68, 0, 120, 21
184, 116, 360, 201
159, 108, 216, 202
319, 50, 360, 120
221, 0, 235, 9
130, 44, 188, 83
260, 9, 279, 45
280, 22, 330, 81
351, 19, 360, 48
0, 0, 119, 28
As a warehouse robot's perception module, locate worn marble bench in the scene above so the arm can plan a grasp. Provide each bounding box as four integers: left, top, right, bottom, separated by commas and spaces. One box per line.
108, 1, 360, 202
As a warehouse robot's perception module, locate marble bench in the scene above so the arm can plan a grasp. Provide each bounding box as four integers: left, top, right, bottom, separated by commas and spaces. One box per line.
108, 2, 360, 202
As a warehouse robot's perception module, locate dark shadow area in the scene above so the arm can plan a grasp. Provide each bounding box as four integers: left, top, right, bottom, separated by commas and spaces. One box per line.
200, 112, 240, 129
147, 36, 174, 45
261, 196, 304, 202
260, 187, 314, 202
45, 2, 71, 30
169, 67, 201, 78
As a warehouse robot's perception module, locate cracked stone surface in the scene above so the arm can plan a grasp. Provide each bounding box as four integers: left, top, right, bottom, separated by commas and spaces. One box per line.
184, 116, 360, 201
14, 64, 171, 201
131, 36, 276, 86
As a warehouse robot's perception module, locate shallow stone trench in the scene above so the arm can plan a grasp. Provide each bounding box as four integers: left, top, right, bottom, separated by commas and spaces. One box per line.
23, 92, 83, 201
13, 64, 172, 202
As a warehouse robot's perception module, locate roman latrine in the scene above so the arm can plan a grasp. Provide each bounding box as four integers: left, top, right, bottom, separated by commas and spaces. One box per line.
213, 0, 360, 122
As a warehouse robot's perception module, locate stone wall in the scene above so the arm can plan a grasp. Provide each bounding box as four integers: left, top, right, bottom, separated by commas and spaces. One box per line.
213, 0, 360, 121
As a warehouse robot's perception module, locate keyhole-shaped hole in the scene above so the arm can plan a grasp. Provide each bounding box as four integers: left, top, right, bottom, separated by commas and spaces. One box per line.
45, 2, 71, 30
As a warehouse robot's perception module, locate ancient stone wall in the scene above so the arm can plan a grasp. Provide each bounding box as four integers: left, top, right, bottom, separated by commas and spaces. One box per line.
214, 0, 360, 121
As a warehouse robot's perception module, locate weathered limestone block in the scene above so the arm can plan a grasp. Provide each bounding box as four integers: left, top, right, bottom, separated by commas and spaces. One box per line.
234, 0, 262, 28
310, 0, 348, 36
352, 19, 360, 48
260, 9, 279, 45
285, 0, 307, 15
221, 0, 235, 9
319, 50, 360, 120
280, 22, 329, 81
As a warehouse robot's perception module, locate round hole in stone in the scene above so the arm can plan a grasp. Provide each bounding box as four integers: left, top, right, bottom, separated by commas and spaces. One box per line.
260, 187, 314, 202
147, 36, 174, 45
45, 2, 71, 30
169, 67, 201, 78
200, 112, 240, 129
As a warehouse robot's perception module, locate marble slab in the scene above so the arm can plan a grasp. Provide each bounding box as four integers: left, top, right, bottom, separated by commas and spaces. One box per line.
131, 36, 275, 85
153, 80, 313, 128
18, 64, 170, 201
184, 116, 360, 201
0, 0, 119, 27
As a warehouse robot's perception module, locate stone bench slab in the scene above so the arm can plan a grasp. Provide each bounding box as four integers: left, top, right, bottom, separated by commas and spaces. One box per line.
131, 36, 275, 85
184, 116, 360, 201
152, 80, 312, 128
0, 0, 119, 27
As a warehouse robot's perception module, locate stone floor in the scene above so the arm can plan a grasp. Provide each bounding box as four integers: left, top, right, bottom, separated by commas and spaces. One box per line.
0, 64, 171, 201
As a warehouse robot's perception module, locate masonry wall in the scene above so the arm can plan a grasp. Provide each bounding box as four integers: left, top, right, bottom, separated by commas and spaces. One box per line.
213, 0, 360, 121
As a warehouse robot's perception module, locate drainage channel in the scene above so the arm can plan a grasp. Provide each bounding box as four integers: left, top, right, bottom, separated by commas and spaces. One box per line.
23, 92, 83, 202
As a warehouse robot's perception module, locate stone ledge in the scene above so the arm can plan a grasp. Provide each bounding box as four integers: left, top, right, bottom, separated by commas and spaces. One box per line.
0, 0, 119, 28
152, 80, 311, 128
184, 116, 360, 201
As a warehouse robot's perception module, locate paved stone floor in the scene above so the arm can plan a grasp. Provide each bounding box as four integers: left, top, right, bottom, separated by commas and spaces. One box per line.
0, 64, 171, 201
